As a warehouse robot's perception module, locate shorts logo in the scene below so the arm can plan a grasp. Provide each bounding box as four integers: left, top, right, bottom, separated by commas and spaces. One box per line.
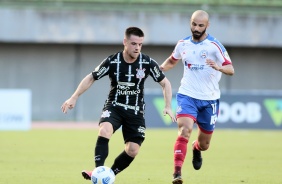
136, 68, 146, 79
101, 110, 111, 118
138, 126, 146, 137
176, 106, 182, 113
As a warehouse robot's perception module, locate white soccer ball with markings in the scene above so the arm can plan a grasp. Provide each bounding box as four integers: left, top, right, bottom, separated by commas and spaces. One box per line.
91, 166, 115, 184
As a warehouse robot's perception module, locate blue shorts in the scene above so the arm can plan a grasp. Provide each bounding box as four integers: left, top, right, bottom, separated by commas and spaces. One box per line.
176, 93, 220, 134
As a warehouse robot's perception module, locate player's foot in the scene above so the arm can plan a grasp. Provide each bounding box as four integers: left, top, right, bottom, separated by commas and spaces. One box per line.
81, 170, 92, 180
192, 141, 202, 170
172, 173, 183, 184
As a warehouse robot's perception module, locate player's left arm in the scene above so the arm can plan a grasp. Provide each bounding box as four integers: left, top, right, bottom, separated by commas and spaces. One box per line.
158, 77, 176, 122
206, 59, 234, 76
207, 43, 235, 75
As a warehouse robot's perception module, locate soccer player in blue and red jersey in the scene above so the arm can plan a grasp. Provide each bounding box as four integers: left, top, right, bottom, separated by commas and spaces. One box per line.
161, 10, 235, 184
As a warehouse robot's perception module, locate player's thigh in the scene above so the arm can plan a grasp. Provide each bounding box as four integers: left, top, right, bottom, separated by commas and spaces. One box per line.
122, 112, 145, 146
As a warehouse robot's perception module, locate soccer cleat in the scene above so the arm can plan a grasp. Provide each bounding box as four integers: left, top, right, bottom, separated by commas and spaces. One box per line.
81, 170, 92, 180
192, 141, 202, 170
172, 173, 183, 184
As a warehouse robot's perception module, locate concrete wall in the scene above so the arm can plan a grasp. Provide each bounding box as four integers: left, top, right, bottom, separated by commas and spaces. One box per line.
0, 8, 282, 47
1, 43, 281, 121
0, 6, 281, 121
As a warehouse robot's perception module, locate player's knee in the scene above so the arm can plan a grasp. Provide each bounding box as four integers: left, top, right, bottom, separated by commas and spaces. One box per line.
179, 126, 193, 139
126, 149, 139, 157
125, 146, 139, 157
98, 122, 113, 138
125, 141, 141, 157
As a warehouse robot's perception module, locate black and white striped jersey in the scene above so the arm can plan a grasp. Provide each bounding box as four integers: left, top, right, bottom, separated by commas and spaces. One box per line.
92, 51, 165, 114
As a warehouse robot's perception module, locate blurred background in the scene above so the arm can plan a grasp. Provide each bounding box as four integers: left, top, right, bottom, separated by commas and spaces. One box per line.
0, 0, 281, 130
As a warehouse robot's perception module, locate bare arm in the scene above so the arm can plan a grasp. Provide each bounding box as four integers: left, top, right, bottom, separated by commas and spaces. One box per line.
206, 59, 235, 76
160, 56, 179, 71
159, 77, 176, 122
61, 73, 95, 113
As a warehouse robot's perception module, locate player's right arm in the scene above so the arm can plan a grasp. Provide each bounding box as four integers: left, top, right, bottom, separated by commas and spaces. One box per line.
160, 56, 179, 71
61, 57, 111, 114
61, 73, 95, 113
160, 40, 182, 71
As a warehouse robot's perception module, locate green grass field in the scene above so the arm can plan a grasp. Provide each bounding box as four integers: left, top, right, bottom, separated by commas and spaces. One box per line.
1, 128, 282, 184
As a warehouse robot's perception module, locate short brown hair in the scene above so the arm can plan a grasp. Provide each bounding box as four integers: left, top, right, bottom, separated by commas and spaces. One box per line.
125, 27, 144, 39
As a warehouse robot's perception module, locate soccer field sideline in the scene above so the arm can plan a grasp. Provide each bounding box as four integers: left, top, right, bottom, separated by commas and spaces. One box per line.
31, 121, 100, 129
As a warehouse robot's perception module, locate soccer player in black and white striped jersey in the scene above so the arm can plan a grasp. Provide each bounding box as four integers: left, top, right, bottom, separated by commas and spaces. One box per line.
61, 27, 176, 181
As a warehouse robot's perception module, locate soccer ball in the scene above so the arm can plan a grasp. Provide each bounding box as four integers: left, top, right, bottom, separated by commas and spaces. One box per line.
91, 166, 115, 184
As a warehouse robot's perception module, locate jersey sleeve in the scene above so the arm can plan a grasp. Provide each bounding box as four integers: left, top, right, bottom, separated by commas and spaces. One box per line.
171, 40, 183, 60
92, 57, 110, 80
212, 40, 232, 66
149, 58, 166, 82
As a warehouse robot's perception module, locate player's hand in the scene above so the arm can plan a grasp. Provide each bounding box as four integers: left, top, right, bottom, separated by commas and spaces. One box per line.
163, 108, 176, 122
61, 97, 77, 114
206, 58, 221, 71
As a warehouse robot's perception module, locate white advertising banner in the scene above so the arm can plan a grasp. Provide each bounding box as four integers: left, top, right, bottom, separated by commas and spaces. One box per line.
0, 89, 32, 130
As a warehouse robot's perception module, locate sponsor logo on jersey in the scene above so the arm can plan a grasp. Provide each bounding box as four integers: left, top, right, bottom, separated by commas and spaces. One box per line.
117, 82, 135, 86
136, 68, 146, 79
117, 89, 140, 96
117, 84, 130, 90
117, 83, 140, 96
95, 67, 108, 76
110, 59, 121, 64
186, 62, 204, 71
153, 66, 161, 78
113, 102, 140, 111
140, 59, 150, 64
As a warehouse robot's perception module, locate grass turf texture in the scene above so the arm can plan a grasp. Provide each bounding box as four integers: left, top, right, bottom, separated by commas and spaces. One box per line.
0, 128, 281, 184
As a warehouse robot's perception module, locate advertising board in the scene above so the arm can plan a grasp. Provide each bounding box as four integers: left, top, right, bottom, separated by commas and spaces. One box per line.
0, 89, 32, 130
145, 93, 282, 130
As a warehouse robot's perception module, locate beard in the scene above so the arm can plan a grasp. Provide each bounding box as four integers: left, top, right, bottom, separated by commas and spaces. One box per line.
191, 28, 206, 40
